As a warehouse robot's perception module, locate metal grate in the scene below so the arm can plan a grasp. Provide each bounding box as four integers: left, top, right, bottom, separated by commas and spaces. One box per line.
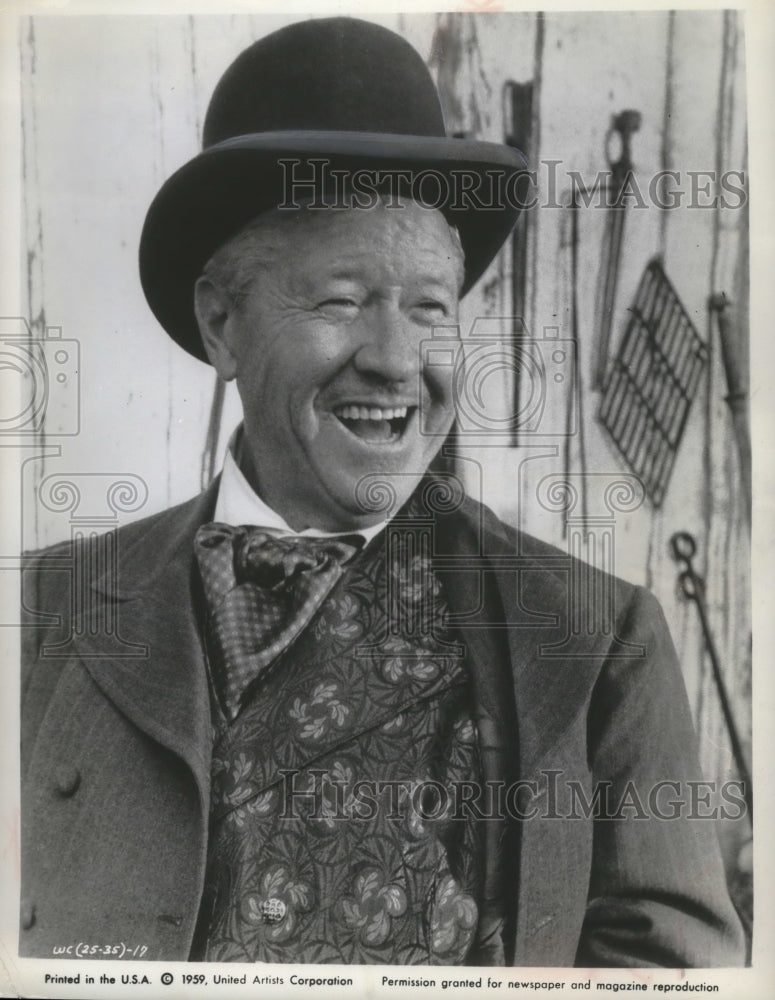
598, 258, 708, 507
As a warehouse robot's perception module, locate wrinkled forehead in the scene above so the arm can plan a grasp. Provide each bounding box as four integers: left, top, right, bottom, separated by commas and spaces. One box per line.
221, 196, 465, 278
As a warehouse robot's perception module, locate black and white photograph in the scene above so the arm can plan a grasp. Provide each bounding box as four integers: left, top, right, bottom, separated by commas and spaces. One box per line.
1, 2, 772, 997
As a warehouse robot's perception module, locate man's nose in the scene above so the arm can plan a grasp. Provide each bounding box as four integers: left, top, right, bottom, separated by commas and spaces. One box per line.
352, 303, 420, 384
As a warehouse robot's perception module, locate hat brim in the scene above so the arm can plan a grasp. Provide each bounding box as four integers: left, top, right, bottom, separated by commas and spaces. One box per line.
139, 131, 529, 363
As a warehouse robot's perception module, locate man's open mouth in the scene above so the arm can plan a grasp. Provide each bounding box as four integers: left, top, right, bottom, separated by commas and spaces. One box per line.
333, 404, 414, 443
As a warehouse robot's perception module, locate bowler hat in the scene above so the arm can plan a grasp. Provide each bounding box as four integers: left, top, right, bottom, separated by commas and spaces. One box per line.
139, 17, 528, 363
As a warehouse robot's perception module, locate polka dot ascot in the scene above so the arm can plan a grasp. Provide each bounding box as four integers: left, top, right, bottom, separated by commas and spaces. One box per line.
194, 524, 361, 719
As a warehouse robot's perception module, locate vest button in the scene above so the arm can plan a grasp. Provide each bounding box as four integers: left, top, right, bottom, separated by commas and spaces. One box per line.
21, 900, 36, 930
260, 898, 286, 924
53, 765, 81, 797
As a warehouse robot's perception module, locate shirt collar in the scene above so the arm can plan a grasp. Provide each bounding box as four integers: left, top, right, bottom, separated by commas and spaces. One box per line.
213, 427, 388, 545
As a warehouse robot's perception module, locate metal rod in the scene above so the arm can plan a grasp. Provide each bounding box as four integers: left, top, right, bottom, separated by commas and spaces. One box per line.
670, 531, 752, 822
567, 196, 588, 527
709, 292, 751, 527
592, 109, 642, 389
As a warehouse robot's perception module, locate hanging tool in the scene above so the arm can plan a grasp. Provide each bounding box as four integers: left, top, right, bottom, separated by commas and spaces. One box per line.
565, 195, 588, 532
592, 109, 642, 390
504, 79, 535, 447
598, 259, 708, 507
709, 292, 751, 527
670, 531, 752, 823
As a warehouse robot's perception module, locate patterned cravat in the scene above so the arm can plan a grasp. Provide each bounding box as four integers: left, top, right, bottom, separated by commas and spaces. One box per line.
194, 524, 361, 719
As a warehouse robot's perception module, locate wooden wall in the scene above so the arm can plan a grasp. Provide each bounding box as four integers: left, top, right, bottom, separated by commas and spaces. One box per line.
20, 11, 750, 890
423, 11, 750, 882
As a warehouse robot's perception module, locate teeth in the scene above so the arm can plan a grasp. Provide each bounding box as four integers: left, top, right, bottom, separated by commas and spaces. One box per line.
335, 404, 409, 421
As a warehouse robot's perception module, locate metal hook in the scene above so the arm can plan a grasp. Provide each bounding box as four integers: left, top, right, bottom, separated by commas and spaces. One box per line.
668, 530, 752, 824
670, 531, 697, 565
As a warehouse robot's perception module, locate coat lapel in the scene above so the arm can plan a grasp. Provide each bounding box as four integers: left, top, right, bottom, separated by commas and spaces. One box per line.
436, 496, 593, 967
495, 546, 595, 967
434, 500, 521, 964
73, 482, 220, 805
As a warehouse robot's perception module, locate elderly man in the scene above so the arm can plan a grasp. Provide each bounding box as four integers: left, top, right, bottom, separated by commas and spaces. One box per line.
20, 17, 744, 967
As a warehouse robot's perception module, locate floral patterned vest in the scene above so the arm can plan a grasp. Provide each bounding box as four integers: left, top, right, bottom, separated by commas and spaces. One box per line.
191, 522, 485, 964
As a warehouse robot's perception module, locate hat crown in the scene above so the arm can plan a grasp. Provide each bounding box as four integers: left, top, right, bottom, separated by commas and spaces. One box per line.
203, 17, 446, 147
141, 17, 528, 362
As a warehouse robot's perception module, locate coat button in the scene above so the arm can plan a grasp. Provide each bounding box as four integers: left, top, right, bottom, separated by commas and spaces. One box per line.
53, 765, 81, 797
21, 900, 36, 930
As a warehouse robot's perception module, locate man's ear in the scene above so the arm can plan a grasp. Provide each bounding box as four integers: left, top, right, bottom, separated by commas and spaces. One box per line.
194, 276, 239, 381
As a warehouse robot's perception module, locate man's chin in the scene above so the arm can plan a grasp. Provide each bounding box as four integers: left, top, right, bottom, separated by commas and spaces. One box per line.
314, 465, 428, 529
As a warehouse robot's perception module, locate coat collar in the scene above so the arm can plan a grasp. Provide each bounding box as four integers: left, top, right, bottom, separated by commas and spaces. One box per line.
74, 481, 221, 804
92, 479, 220, 599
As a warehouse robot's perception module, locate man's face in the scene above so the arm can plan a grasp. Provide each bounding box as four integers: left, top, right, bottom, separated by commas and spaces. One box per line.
200, 201, 463, 531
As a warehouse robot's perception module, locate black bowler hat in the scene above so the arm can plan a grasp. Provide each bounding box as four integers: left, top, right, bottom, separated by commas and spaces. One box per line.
139, 17, 528, 363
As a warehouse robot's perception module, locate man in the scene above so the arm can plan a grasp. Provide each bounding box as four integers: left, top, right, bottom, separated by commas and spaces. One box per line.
20, 17, 744, 966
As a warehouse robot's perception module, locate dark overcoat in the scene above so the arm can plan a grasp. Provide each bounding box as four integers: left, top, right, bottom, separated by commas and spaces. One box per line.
20, 480, 744, 965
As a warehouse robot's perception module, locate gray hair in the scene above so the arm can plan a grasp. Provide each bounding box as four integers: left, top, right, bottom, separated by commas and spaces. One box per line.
200, 202, 466, 307
201, 211, 288, 307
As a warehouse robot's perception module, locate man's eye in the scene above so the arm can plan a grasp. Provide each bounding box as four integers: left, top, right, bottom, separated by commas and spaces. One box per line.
417, 300, 448, 316
320, 298, 358, 309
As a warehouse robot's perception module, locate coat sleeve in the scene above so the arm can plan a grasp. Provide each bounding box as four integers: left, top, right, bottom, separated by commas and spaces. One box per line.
575, 585, 746, 967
